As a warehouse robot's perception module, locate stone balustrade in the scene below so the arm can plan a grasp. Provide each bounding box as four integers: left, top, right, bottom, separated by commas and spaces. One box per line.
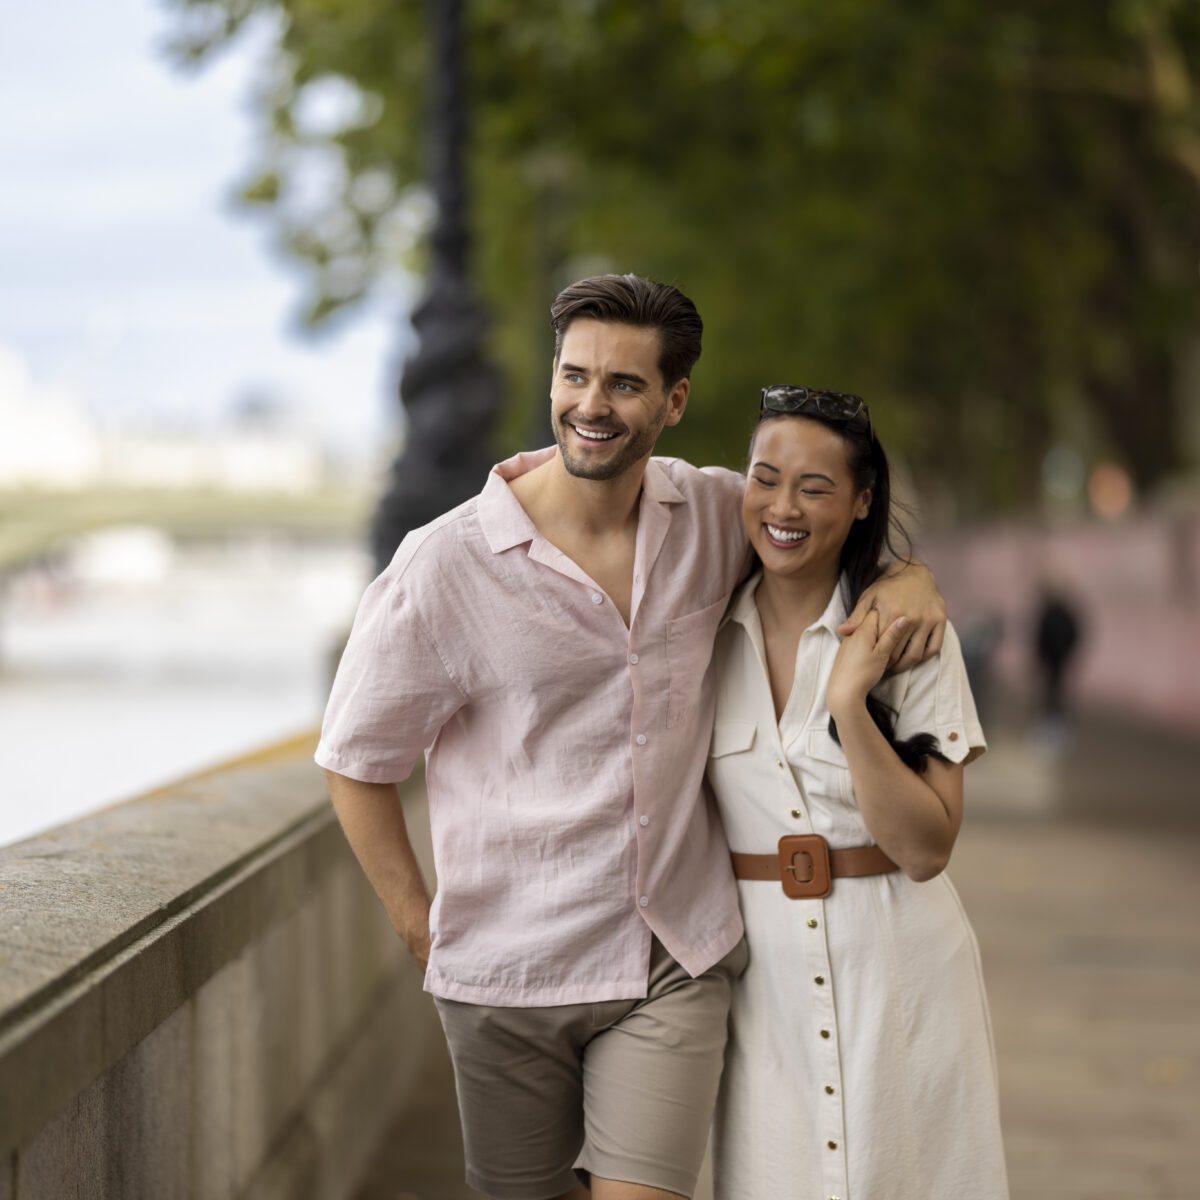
0, 734, 439, 1199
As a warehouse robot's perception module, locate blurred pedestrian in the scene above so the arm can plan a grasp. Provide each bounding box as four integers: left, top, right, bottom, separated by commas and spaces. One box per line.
1033, 578, 1083, 745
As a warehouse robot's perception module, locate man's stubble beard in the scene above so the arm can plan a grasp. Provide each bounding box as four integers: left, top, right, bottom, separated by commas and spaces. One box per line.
554, 404, 668, 482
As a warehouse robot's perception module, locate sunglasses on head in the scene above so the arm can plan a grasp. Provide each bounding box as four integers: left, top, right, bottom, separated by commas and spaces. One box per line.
760, 385, 872, 439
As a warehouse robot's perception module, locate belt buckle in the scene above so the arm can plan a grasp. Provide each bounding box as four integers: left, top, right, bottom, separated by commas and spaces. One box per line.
778, 834, 832, 900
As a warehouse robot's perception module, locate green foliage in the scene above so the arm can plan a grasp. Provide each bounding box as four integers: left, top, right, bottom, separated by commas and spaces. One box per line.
164, 0, 1200, 515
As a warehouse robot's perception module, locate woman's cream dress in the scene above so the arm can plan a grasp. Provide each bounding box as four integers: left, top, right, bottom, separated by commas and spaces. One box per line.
707, 574, 1008, 1200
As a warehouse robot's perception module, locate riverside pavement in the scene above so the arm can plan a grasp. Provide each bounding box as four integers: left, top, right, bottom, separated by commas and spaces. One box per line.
354, 706, 1200, 1200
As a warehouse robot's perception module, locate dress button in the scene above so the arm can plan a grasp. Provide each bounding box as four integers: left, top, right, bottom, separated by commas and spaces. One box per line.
628, 652, 639, 664
827, 1140, 838, 1150
820, 1029, 831, 1039
591, 593, 603, 605
814, 975, 825, 985
774, 757, 784, 769
807, 918, 818, 929
635, 734, 648, 746
639, 815, 649, 826
639, 895, 649, 908
825, 1085, 835, 1094
790, 808, 802, 819
949, 730, 960, 741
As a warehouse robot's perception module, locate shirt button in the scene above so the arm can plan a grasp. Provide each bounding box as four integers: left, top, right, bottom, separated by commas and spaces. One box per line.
639, 895, 649, 907
639, 815, 649, 826
791, 808, 802, 819
591, 592, 603, 605
635, 734, 648, 746
807, 918, 818, 928
628, 652, 639, 664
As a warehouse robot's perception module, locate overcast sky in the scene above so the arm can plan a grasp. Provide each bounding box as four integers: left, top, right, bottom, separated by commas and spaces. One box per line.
0, 0, 410, 458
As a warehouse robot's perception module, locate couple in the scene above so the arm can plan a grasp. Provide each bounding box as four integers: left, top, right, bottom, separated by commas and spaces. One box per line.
317, 274, 1008, 1200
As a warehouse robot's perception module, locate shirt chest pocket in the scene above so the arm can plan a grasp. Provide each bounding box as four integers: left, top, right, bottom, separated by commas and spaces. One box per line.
664, 596, 729, 728
793, 725, 853, 806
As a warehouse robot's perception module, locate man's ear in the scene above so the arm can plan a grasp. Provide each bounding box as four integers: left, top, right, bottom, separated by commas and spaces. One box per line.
663, 377, 690, 427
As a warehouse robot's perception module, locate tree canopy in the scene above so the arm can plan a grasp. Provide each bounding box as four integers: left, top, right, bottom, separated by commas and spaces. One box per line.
166, 0, 1200, 518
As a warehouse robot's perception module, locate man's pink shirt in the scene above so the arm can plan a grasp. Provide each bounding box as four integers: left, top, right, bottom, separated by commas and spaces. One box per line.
316, 448, 749, 1006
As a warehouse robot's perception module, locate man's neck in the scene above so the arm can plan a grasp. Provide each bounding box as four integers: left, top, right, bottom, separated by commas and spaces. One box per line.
512, 449, 648, 539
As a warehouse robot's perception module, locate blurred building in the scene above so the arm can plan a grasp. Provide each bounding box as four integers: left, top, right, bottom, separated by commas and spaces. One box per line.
0, 365, 337, 494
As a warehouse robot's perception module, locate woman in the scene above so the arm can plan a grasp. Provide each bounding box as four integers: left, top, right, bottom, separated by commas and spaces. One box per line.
707, 386, 1008, 1199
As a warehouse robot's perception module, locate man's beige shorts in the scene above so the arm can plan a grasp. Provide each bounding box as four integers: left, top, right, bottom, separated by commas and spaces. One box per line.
434, 937, 748, 1200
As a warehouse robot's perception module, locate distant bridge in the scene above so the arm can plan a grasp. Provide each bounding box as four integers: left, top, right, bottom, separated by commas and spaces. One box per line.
0, 486, 372, 574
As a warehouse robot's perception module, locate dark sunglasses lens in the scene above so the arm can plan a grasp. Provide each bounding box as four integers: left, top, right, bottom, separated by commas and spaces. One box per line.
814, 394, 860, 420
762, 385, 809, 411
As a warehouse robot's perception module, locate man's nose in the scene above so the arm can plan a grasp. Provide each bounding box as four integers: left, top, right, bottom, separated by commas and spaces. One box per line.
574, 381, 609, 416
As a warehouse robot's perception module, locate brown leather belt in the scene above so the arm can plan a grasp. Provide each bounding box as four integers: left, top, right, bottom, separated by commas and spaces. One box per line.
731, 834, 898, 899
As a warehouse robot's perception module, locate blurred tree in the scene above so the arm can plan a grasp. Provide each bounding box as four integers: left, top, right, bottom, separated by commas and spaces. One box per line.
166, 0, 1199, 516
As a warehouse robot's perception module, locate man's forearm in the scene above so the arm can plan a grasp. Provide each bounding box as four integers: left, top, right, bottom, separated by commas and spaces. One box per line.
324, 770, 432, 969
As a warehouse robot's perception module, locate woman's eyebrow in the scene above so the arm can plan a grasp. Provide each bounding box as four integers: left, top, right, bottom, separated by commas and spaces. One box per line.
751, 461, 780, 473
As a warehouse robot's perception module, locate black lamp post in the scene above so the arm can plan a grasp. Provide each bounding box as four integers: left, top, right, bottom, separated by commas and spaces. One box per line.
370, 0, 503, 571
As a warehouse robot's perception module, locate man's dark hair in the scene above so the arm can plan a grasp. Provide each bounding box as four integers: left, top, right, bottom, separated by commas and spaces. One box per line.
550, 274, 703, 388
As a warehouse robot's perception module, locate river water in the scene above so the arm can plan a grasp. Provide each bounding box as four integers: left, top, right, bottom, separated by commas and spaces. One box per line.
0, 528, 373, 848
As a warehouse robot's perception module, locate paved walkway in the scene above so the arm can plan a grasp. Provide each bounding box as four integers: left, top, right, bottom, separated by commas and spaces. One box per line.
355, 709, 1200, 1200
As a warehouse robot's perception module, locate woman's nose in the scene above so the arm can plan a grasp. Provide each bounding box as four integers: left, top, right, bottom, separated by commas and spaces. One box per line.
770, 495, 803, 520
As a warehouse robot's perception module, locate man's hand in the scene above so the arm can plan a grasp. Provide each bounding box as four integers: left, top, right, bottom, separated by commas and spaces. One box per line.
836, 560, 947, 673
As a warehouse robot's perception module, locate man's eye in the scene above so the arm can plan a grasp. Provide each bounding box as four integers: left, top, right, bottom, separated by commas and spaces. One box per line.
564, 373, 584, 384
613, 382, 635, 393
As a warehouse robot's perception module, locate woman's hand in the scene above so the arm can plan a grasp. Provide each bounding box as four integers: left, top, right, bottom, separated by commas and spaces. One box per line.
837, 560, 946, 672
827, 611, 911, 717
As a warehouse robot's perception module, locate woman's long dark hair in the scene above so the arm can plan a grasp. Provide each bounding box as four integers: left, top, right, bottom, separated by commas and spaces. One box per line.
751, 410, 948, 775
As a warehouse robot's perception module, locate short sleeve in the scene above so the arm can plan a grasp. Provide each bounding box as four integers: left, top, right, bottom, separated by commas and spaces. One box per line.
889, 622, 986, 765
315, 570, 467, 784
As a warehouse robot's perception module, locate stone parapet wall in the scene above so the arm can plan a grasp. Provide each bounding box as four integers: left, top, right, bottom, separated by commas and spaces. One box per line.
0, 735, 438, 1199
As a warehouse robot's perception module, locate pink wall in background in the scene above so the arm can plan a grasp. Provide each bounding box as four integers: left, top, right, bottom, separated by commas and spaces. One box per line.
918, 511, 1200, 734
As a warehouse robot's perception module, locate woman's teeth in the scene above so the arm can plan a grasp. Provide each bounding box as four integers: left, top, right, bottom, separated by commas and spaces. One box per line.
575, 427, 619, 441
765, 524, 808, 543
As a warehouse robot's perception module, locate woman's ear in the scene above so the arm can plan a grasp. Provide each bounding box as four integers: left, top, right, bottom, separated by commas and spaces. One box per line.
854, 488, 873, 520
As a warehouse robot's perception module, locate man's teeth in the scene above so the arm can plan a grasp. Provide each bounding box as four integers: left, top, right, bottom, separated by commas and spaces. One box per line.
575, 427, 619, 441
766, 524, 808, 543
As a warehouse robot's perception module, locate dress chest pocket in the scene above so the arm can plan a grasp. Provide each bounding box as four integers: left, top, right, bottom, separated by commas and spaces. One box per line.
709, 719, 757, 759
793, 725, 853, 806
664, 596, 729, 728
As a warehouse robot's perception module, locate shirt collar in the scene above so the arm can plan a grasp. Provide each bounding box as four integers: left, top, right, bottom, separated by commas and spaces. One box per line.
723, 569, 850, 636
478, 449, 685, 555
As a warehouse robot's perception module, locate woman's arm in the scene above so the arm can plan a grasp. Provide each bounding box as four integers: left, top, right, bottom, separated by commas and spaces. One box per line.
838, 560, 947, 672
827, 613, 963, 881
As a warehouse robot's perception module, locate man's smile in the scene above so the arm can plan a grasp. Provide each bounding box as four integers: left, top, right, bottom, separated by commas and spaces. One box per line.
566, 418, 623, 443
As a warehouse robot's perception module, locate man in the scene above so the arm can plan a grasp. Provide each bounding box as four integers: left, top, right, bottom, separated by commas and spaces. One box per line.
317, 275, 945, 1200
